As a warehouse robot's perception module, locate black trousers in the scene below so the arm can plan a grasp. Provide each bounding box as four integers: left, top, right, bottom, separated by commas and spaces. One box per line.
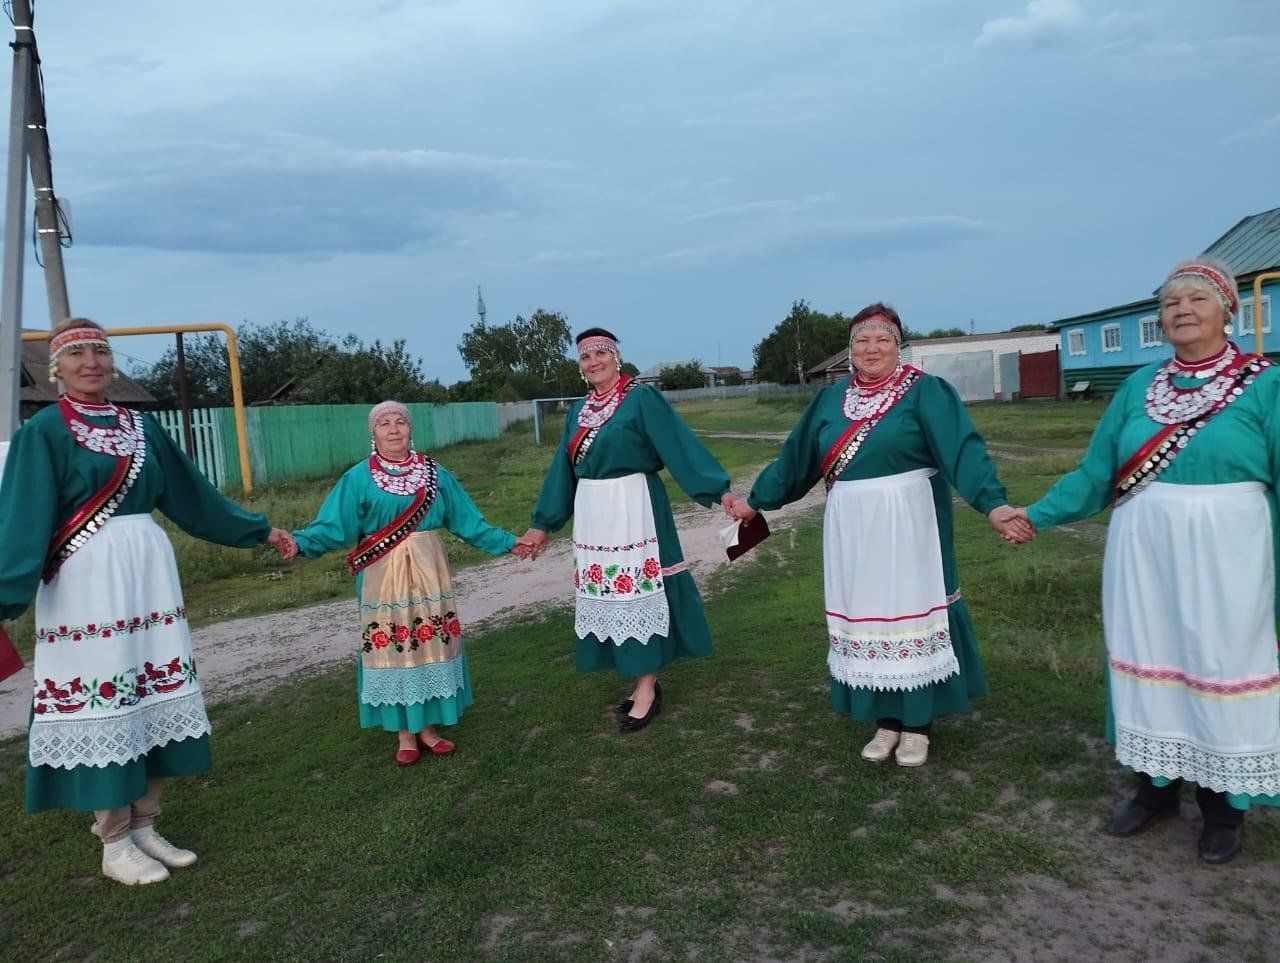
1135, 772, 1244, 828
876, 717, 932, 735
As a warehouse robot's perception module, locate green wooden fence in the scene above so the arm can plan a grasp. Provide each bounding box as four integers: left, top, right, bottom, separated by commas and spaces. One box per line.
212, 402, 499, 488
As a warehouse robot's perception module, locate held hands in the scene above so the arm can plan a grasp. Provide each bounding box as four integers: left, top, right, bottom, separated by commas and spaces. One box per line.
266, 527, 299, 561
988, 505, 1034, 545
721, 491, 757, 523
513, 527, 548, 561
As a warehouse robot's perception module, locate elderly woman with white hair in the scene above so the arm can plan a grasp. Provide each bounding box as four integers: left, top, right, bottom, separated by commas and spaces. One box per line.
292, 401, 519, 766
1016, 257, 1280, 864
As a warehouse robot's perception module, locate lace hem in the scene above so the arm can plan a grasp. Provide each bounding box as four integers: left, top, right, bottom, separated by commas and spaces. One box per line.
1115, 727, 1280, 797
360, 658, 468, 707
28, 690, 211, 770
575, 593, 670, 645
827, 645, 960, 693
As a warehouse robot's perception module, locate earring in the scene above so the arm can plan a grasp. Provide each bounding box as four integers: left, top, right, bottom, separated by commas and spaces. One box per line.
111, 370, 120, 381
49, 372, 57, 383
1224, 322, 1234, 336
370, 438, 377, 455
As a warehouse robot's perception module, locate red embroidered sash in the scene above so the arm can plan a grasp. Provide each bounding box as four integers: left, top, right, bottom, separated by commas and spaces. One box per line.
568, 377, 639, 471
346, 456, 439, 575
820, 367, 923, 491
44, 404, 146, 582
1113, 354, 1272, 505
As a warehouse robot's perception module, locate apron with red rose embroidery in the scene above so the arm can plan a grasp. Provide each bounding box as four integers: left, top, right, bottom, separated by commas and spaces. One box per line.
356, 530, 469, 706
572, 473, 672, 645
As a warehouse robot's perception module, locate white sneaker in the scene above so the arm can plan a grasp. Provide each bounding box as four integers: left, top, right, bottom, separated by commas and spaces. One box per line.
860, 728, 900, 762
132, 826, 198, 868
895, 732, 929, 767
102, 837, 170, 885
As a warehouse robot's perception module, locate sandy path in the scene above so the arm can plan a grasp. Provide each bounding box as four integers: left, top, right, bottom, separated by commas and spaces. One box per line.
0, 480, 824, 738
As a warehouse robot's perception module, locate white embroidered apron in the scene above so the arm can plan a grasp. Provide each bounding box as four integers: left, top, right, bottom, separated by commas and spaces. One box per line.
824, 468, 960, 691
572, 473, 670, 645
29, 514, 210, 769
1104, 480, 1280, 796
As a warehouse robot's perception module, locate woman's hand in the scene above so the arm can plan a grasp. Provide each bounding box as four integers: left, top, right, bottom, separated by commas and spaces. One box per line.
267, 528, 299, 560
722, 492, 757, 523
988, 506, 1034, 544
514, 528, 548, 560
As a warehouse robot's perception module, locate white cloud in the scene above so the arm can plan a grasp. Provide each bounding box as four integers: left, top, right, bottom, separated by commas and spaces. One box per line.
975, 0, 1085, 49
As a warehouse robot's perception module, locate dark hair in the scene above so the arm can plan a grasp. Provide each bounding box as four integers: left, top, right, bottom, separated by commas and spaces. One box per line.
576, 327, 620, 344
847, 303, 902, 337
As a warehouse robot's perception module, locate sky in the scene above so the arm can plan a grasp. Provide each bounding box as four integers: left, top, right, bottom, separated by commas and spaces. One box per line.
6, 0, 1279, 383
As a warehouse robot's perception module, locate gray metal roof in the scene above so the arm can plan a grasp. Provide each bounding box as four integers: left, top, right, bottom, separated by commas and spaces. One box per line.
1202, 206, 1280, 277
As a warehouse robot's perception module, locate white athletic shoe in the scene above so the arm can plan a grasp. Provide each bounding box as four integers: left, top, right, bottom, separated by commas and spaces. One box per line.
131, 826, 198, 868
860, 728, 900, 763
102, 837, 170, 885
895, 732, 929, 767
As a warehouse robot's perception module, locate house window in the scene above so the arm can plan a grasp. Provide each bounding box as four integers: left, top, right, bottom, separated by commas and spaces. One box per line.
1101, 324, 1122, 353
1239, 296, 1272, 336
1139, 315, 1163, 348
1067, 329, 1085, 356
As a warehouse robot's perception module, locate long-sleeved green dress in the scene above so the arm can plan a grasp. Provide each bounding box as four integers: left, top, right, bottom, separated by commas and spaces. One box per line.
531, 382, 730, 677
0, 402, 270, 813
293, 457, 515, 732
1028, 354, 1280, 808
748, 372, 1007, 726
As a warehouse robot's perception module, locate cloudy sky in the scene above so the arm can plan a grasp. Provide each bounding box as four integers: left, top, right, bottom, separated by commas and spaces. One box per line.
8, 0, 1279, 381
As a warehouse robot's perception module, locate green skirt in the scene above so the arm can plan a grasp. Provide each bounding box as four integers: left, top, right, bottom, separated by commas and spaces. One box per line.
25, 734, 212, 815
830, 599, 987, 726
576, 570, 714, 678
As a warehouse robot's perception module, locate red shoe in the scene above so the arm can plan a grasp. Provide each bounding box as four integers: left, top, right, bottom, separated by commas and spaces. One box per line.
418, 735, 455, 756
395, 746, 421, 767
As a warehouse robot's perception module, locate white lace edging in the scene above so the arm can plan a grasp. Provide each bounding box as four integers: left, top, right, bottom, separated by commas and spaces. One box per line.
1115, 727, 1280, 797
28, 690, 211, 770
575, 593, 670, 645
360, 658, 468, 707
827, 648, 960, 693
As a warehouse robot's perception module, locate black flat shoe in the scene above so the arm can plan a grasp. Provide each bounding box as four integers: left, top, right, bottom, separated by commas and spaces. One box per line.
619, 683, 662, 733
1107, 797, 1178, 837
1198, 823, 1243, 865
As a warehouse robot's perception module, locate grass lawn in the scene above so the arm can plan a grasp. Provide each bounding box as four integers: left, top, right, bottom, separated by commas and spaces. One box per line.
4, 395, 1276, 960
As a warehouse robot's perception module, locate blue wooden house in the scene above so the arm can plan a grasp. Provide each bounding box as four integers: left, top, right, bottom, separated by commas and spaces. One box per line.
1051, 207, 1280, 392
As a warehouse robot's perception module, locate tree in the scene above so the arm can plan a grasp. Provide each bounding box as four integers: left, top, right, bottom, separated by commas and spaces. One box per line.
621, 361, 640, 377
922, 327, 967, 340
751, 300, 849, 384
723, 370, 745, 386
457, 309, 574, 399
1008, 323, 1048, 332
658, 361, 707, 390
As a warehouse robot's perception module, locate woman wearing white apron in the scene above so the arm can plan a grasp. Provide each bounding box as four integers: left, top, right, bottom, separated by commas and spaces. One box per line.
0, 319, 296, 885
1022, 258, 1280, 864
519, 328, 742, 732
730, 304, 1028, 767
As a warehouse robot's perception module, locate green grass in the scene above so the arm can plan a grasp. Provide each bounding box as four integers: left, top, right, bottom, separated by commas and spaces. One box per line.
7, 398, 1275, 959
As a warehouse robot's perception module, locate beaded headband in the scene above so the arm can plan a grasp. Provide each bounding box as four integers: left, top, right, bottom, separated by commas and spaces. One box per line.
49, 326, 111, 365
577, 335, 619, 358
850, 316, 902, 346
1165, 263, 1238, 316
368, 400, 411, 432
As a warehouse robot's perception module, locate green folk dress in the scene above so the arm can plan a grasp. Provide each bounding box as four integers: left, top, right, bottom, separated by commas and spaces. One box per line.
0, 402, 270, 814
531, 382, 730, 678
747, 372, 1007, 727
1027, 354, 1280, 808
292, 458, 515, 733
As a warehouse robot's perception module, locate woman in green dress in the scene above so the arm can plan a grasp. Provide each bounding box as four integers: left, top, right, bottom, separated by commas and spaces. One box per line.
518, 328, 743, 732
292, 401, 518, 765
1015, 257, 1280, 864
728, 304, 1027, 766
0, 318, 297, 886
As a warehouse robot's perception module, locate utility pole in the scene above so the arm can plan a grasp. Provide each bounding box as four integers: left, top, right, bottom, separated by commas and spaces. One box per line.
26, 22, 70, 324
0, 0, 35, 441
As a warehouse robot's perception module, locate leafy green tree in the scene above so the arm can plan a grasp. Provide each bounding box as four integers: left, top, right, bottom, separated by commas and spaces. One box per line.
923, 327, 967, 339
457, 309, 574, 397
723, 370, 745, 386
658, 361, 708, 390
621, 361, 640, 377
1009, 323, 1048, 332
751, 300, 849, 384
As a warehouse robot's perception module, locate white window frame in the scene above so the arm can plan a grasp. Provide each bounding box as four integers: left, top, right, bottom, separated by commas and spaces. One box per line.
1138, 315, 1163, 349
1101, 323, 1122, 353
1066, 328, 1086, 356
1238, 295, 1272, 336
